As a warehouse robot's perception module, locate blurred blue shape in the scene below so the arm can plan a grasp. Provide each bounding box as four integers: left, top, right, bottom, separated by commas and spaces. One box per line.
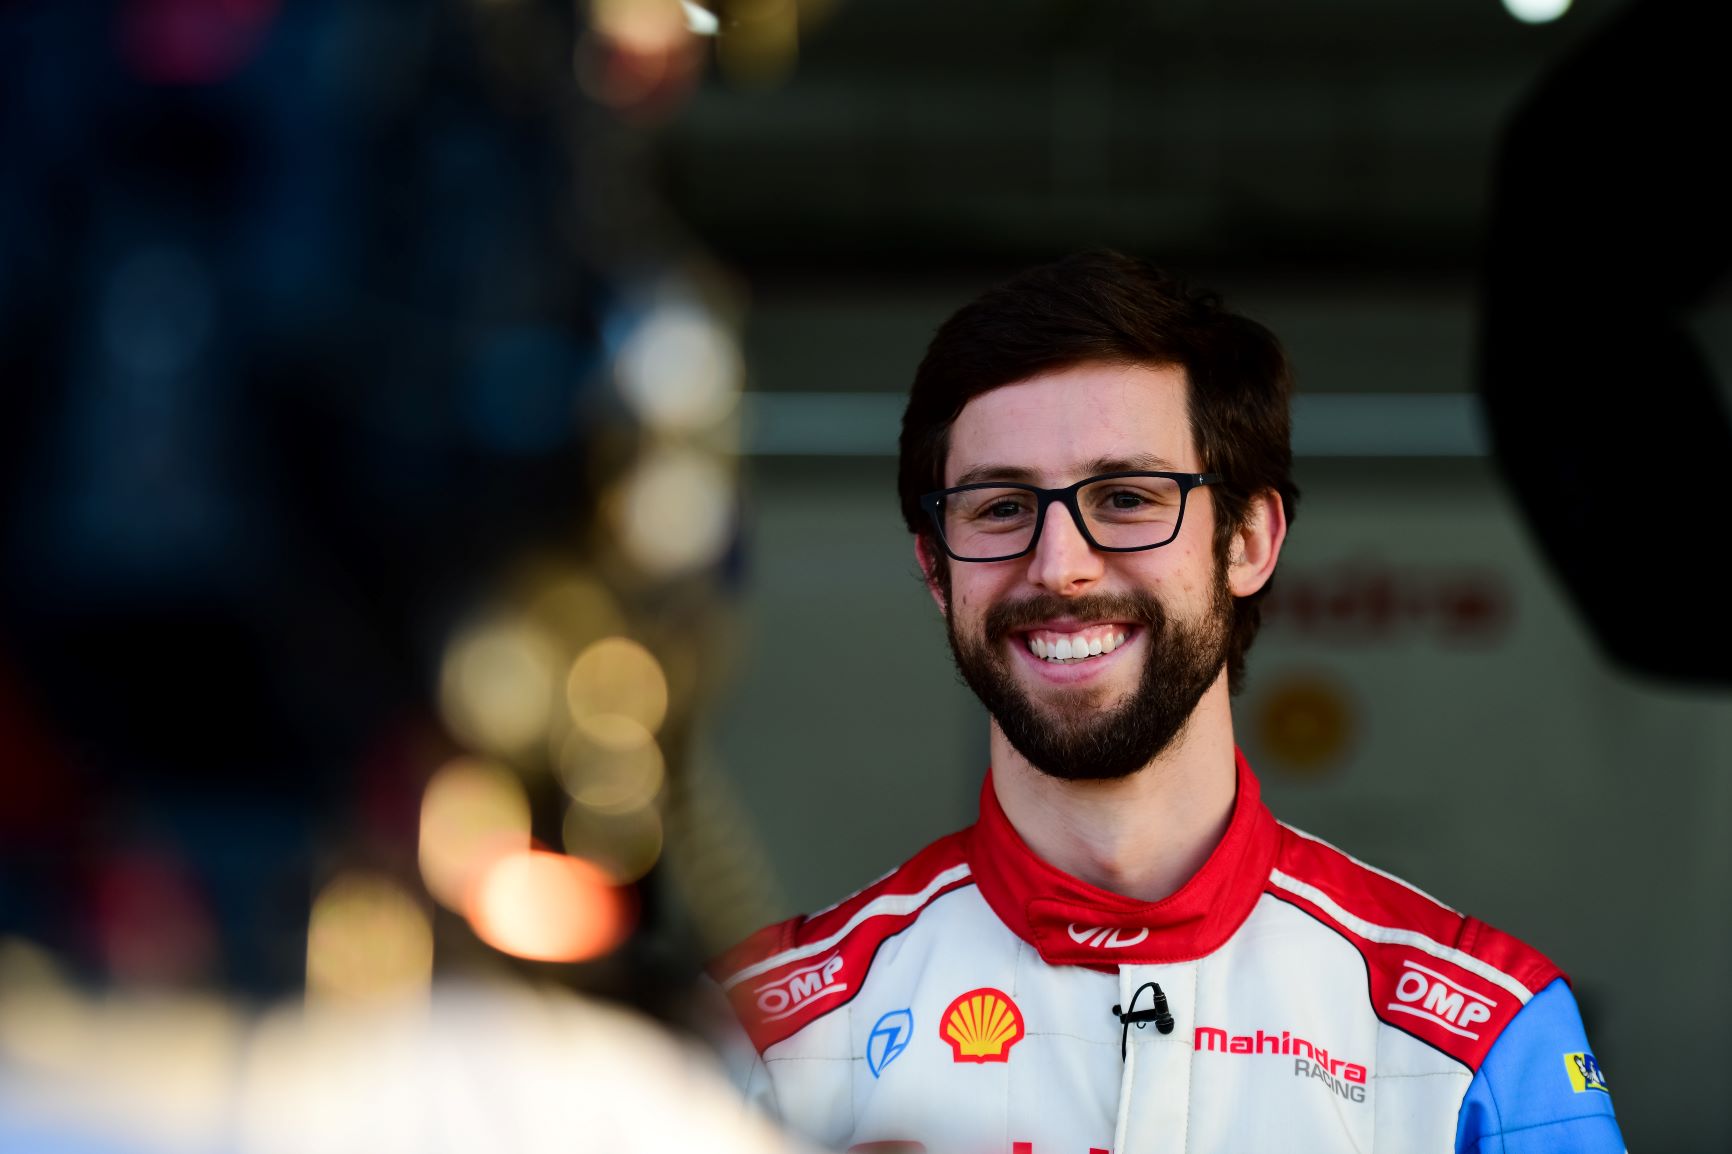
463, 328, 591, 456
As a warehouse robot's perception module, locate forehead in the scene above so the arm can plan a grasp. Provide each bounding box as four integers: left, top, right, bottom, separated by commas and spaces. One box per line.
943, 361, 1197, 485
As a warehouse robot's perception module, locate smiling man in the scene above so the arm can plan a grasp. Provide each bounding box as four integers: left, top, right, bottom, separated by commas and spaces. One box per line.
709, 252, 1624, 1153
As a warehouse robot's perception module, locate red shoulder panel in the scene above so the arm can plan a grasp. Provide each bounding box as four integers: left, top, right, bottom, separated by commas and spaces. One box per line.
1269, 823, 1564, 1071
707, 831, 973, 1053
707, 917, 800, 992
1276, 822, 1464, 942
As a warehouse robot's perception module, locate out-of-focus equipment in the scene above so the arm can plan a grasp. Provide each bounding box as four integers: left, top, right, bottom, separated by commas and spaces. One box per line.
0, 941, 809, 1154
0, 0, 782, 1025
1477, 0, 1732, 686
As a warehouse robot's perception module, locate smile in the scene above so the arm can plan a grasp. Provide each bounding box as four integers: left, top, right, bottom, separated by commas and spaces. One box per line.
1021, 624, 1132, 664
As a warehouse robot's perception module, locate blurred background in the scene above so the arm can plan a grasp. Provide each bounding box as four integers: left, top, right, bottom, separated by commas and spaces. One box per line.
1, 0, 1728, 1149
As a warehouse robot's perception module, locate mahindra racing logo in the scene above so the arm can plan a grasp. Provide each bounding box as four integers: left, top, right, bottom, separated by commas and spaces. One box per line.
1194, 1024, 1368, 1103
1385, 959, 1495, 1039
1066, 924, 1150, 950
754, 955, 847, 1023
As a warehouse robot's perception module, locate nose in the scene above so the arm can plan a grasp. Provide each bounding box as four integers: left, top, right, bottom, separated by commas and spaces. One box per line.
1024, 499, 1104, 595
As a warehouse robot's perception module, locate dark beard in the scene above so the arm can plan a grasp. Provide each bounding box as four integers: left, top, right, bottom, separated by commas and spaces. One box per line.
945, 580, 1232, 782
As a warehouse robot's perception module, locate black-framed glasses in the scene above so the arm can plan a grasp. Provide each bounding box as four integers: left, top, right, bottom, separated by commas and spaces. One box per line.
920, 471, 1222, 562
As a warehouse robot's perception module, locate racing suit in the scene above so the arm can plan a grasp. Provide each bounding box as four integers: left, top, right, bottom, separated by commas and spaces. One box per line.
710, 750, 1625, 1153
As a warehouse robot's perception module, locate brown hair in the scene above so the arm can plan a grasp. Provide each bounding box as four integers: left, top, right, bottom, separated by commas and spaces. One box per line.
897, 250, 1299, 694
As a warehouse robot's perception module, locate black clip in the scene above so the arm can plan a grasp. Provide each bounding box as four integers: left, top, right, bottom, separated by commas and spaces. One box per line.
1110, 981, 1175, 1059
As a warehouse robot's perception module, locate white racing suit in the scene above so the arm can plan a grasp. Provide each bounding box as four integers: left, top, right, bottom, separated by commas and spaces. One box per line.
710, 751, 1625, 1153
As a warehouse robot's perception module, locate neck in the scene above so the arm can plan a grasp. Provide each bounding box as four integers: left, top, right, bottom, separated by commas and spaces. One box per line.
988, 673, 1239, 903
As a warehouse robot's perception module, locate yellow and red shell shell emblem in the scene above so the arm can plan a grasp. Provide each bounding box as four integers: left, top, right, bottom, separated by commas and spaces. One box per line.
940, 987, 1025, 1063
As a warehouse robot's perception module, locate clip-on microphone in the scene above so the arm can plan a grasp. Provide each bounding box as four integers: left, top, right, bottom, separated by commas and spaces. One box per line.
1111, 981, 1175, 1059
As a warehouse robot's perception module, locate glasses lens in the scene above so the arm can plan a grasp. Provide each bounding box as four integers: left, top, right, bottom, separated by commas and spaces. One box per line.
1077, 475, 1184, 549
937, 486, 1040, 559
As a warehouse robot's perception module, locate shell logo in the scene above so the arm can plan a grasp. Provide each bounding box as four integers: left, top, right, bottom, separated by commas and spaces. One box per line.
940, 987, 1025, 1063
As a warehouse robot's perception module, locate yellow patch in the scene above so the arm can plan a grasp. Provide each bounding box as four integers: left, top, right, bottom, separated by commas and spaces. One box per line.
1564, 1051, 1609, 1094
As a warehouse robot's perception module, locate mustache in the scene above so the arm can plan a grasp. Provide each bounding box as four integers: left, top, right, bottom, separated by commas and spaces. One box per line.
982, 591, 1165, 643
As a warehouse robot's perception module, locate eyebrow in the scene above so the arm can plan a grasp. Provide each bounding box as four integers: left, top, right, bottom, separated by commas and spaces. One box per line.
951, 454, 1182, 488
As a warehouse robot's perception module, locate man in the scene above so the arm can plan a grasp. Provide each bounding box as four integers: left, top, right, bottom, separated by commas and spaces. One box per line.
709, 252, 1624, 1152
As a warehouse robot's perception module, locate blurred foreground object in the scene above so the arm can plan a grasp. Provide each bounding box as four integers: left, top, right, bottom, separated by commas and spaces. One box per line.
0, 0, 786, 1007
1478, 0, 1732, 685
0, 941, 805, 1154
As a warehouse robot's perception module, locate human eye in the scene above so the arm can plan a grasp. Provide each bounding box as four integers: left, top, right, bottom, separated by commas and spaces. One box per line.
1105, 489, 1150, 510
960, 489, 1035, 528
1084, 477, 1180, 520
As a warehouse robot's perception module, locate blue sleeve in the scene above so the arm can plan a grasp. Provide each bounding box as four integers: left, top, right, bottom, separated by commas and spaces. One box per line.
1455, 978, 1625, 1154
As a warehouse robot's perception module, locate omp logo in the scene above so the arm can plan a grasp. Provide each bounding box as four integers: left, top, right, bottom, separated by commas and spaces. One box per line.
1565, 1051, 1610, 1094
754, 954, 846, 1022
1385, 960, 1495, 1039
1066, 924, 1150, 950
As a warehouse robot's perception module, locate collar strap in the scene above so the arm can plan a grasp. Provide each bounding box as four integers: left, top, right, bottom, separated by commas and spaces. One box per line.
966, 748, 1280, 966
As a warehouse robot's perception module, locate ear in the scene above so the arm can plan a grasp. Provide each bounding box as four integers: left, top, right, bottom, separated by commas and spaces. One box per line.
914, 534, 950, 615
1226, 488, 1287, 598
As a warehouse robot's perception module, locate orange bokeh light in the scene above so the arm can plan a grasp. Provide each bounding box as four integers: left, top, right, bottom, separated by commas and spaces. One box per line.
418, 757, 532, 912
465, 850, 633, 963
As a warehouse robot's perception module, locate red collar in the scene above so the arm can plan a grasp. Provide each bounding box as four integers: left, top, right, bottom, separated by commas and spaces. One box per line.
966, 748, 1280, 966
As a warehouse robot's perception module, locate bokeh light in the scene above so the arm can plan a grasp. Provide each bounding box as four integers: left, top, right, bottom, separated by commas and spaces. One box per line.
0, 937, 84, 1071
118, 0, 281, 85
525, 571, 627, 653
579, 0, 704, 114
558, 716, 666, 813
305, 873, 433, 1002
716, 0, 799, 87
0, 946, 241, 1152
610, 446, 735, 576
465, 850, 633, 962
566, 635, 669, 737
418, 756, 533, 911
615, 301, 744, 432
681, 0, 720, 36
590, 0, 689, 56
438, 613, 561, 756
90, 849, 220, 987
563, 802, 665, 883
1501, 0, 1570, 22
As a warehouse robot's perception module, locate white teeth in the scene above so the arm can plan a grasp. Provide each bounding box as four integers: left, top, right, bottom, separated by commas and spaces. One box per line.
1026, 628, 1133, 662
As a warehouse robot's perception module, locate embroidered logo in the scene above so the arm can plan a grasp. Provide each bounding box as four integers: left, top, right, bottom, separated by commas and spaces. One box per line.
1066, 924, 1151, 950
1384, 959, 1495, 1039
752, 954, 846, 1023
1565, 1051, 1609, 1094
941, 987, 1025, 1063
867, 1009, 914, 1077
1194, 1025, 1368, 1103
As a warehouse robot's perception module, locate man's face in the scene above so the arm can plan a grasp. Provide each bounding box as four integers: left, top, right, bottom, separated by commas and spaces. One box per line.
927, 362, 1232, 781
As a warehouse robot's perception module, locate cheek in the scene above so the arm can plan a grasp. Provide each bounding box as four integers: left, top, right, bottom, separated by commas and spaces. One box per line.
951, 565, 1009, 610
1122, 553, 1184, 591
949, 572, 1020, 639
951, 586, 990, 630
1121, 549, 1215, 605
